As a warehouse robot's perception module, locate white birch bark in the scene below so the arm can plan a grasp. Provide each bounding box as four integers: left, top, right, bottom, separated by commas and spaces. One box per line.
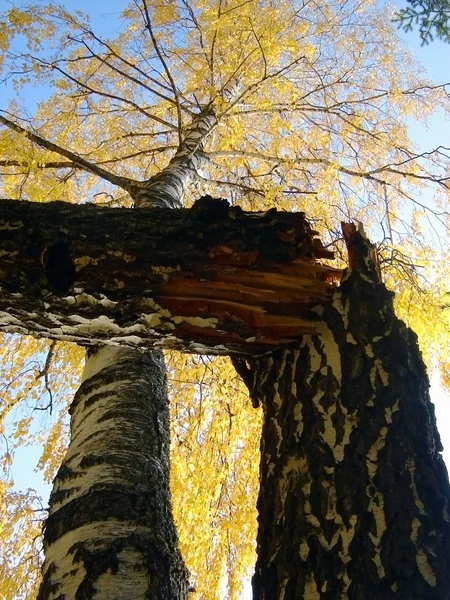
38, 347, 188, 599
130, 109, 217, 208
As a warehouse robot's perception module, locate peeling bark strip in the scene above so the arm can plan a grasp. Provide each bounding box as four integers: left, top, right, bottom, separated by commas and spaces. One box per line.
251, 232, 450, 599
0, 197, 339, 354
38, 348, 189, 599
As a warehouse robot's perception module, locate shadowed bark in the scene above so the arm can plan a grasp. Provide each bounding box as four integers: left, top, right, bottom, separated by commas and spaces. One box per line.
0, 197, 338, 353
250, 228, 450, 599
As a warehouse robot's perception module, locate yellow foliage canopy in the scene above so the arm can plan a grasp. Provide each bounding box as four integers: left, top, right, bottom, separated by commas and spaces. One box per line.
0, 1, 449, 598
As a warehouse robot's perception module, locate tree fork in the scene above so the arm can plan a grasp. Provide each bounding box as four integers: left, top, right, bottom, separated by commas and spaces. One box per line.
251, 226, 450, 599
0, 196, 339, 354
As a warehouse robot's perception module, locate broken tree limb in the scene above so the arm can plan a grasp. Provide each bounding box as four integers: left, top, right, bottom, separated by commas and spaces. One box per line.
0, 196, 341, 355
342, 221, 382, 282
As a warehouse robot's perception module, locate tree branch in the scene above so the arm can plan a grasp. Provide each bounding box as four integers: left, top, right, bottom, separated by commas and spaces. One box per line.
0, 113, 135, 192
30, 54, 178, 131
140, 0, 184, 143
0, 147, 176, 171
35, 341, 56, 414
207, 149, 449, 188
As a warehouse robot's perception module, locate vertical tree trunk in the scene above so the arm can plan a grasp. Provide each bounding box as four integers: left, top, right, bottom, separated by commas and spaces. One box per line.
38, 347, 189, 599
38, 109, 218, 596
129, 109, 216, 209
251, 231, 450, 599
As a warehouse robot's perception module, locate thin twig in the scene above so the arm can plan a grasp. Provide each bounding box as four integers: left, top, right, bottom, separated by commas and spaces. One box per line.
140, 0, 183, 144
35, 341, 56, 414
30, 54, 177, 131
67, 34, 190, 113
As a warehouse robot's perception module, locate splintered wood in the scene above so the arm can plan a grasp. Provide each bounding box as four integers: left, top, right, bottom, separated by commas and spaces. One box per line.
151, 198, 342, 348
0, 196, 342, 354
157, 258, 341, 346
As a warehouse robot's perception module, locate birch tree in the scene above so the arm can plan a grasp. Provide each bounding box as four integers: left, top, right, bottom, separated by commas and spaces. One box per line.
1, 1, 450, 598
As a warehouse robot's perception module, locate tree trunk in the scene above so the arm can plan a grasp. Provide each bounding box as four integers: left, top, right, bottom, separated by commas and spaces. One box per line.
35, 107, 221, 597
37, 347, 189, 599
251, 230, 450, 599
128, 109, 217, 209
0, 197, 336, 352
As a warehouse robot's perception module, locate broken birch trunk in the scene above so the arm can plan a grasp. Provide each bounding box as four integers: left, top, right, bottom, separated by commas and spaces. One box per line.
250, 225, 450, 599
0, 196, 340, 354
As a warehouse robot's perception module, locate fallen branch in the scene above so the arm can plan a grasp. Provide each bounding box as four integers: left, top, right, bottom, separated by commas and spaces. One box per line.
0, 196, 341, 355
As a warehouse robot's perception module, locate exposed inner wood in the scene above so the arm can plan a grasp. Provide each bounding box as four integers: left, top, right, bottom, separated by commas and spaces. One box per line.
155, 258, 341, 344
0, 196, 342, 353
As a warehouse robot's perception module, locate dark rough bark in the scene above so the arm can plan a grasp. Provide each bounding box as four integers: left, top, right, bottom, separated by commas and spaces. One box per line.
38, 347, 189, 600
251, 231, 450, 599
0, 197, 338, 353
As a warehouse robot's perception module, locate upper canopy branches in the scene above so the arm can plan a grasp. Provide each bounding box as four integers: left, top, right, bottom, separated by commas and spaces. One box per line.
1, 0, 449, 229
0, 196, 340, 355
